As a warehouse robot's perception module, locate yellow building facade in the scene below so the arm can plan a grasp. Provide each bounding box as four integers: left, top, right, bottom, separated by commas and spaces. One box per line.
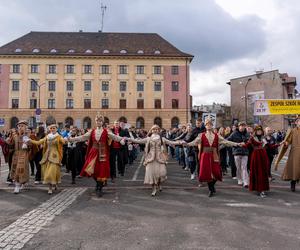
0, 32, 193, 130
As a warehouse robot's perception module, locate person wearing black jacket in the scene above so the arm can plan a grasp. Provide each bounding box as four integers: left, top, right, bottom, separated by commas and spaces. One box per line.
184, 118, 206, 175
227, 121, 250, 188
265, 127, 278, 180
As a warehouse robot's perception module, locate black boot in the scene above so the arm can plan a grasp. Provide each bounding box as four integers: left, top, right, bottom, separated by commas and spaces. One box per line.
96, 181, 103, 197
95, 181, 100, 191
208, 182, 214, 197
212, 180, 216, 193
291, 180, 296, 192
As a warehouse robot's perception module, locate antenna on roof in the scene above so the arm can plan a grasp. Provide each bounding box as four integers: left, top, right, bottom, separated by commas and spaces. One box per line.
100, 2, 107, 32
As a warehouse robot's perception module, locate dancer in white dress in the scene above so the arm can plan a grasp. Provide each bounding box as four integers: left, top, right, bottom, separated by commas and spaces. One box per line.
127, 125, 182, 196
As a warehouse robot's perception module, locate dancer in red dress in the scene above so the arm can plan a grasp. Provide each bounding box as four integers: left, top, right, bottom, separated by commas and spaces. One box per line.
68, 114, 124, 197
186, 118, 242, 197
244, 125, 279, 198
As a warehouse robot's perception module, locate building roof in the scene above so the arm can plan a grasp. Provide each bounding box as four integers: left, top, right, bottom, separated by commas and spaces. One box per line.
0, 31, 193, 59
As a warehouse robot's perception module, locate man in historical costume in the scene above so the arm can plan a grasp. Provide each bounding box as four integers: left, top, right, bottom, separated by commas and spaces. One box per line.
275, 116, 300, 192
186, 117, 242, 197
6, 120, 30, 194
69, 114, 125, 197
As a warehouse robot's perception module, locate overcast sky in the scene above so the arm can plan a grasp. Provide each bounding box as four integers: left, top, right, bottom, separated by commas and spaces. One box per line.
0, 0, 299, 105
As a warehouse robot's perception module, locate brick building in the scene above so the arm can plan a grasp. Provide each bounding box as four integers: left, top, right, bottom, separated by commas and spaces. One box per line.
0, 31, 193, 130
228, 70, 297, 130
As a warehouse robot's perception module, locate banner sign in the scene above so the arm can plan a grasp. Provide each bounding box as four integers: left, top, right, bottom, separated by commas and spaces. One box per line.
254, 99, 300, 115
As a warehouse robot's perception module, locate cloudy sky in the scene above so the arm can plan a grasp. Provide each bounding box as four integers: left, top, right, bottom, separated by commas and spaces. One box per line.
0, 0, 299, 105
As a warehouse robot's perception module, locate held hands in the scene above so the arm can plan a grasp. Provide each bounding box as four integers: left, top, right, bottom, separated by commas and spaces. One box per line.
238, 142, 245, 147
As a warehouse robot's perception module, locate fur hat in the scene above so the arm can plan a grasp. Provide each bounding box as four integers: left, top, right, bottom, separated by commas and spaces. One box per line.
95, 112, 104, 122
254, 125, 264, 134
204, 117, 213, 126
17, 120, 28, 126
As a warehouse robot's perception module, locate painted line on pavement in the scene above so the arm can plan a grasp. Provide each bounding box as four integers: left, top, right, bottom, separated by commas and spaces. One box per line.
132, 155, 144, 181
0, 187, 87, 249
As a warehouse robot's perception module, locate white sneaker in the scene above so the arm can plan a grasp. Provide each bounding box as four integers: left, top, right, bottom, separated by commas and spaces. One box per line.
191, 173, 195, 180
34, 181, 40, 184
238, 181, 243, 186
14, 184, 20, 194
184, 167, 189, 171
232, 177, 237, 180
260, 192, 267, 198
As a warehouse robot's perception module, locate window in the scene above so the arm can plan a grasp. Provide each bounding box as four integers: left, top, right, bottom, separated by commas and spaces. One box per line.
172, 81, 179, 91
12, 99, 19, 109
136, 65, 145, 74
137, 50, 144, 54
102, 99, 109, 109
12, 81, 19, 91
136, 117, 145, 129
154, 99, 161, 109
171, 117, 180, 128
84, 99, 91, 109
31, 64, 39, 73
172, 99, 179, 109
50, 48, 57, 53
154, 81, 161, 91
153, 65, 161, 75
66, 99, 74, 109
103, 49, 110, 54
85, 49, 93, 53
84, 81, 92, 91
48, 65, 57, 74
102, 81, 109, 91
119, 99, 126, 109
32, 48, 40, 53
171, 65, 179, 75
119, 65, 127, 74
137, 81, 144, 91
120, 49, 127, 54
154, 50, 161, 54
119, 81, 127, 91
12, 64, 20, 73
68, 49, 75, 53
101, 65, 110, 74
137, 99, 144, 109
154, 117, 162, 127
30, 99, 37, 109
30, 80, 38, 91
15, 48, 22, 53
84, 65, 93, 74
66, 65, 75, 74
66, 81, 74, 91
48, 99, 55, 109
48, 81, 56, 91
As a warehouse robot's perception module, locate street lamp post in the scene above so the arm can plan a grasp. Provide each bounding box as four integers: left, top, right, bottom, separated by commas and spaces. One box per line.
241, 78, 251, 124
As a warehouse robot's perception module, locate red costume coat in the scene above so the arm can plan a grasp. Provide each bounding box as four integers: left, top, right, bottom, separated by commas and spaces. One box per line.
199, 133, 222, 182
80, 129, 110, 181
246, 137, 270, 192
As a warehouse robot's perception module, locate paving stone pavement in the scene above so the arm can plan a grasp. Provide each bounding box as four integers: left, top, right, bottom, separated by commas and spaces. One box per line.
0, 187, 86, 250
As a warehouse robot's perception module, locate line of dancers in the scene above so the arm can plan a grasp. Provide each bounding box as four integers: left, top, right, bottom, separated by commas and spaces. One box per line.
0, 114, 299, 198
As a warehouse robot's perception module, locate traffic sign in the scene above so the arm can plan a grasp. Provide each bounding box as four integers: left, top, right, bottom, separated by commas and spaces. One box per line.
36, 115, 41, 123
0, 118, 4, 127
35, 108, 41, 115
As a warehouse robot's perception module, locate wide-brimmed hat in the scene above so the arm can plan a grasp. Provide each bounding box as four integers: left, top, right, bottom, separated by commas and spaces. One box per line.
17, 120, 28, 126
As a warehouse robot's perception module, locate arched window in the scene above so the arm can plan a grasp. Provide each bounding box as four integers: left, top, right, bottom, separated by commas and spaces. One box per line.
32, 48, 40, 53
103, 49, 110, 54
10, 117, 19, 128
83, 117, 91, 129
65, 117, 73, 126
154, 117, 162, 128
46, 116, 56, 126
85, 49, 93, 53
119, 116, 127, 123
136, 117, 145, 129
171, 117, 180, 128
104, 117, 110, 126
15, 48, 22, 53
120, 49, 127, 54
50, 48, 57, 53
68, 49, 75, 53
154, 49, 161, 54
28, 116, 37, 128
137, 50, 144, 54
